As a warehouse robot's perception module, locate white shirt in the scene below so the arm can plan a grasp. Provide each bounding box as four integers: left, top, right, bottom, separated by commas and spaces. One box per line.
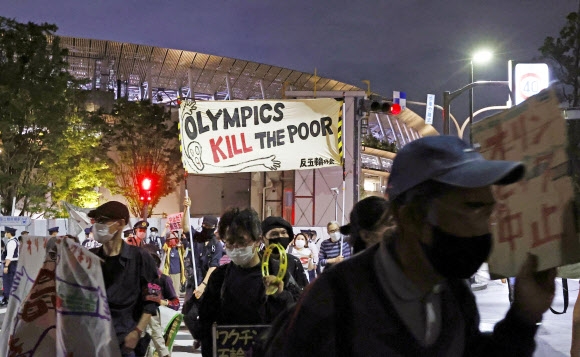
5, 238, 18, 261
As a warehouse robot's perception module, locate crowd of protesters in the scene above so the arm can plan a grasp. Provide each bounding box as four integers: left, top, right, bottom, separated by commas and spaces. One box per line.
1, 135, 567, 356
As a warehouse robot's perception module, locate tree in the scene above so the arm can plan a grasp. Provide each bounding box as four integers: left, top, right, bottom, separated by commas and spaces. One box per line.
0, 17, 114, 217
539, 4, 580, 106
42, 100, 117, 217
97, 99, 183, 217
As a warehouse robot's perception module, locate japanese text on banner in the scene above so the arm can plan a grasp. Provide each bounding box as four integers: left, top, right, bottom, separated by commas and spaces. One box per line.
472, 89, 578, 277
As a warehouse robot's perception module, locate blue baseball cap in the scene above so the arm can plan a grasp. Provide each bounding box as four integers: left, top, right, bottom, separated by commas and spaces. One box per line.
387, 136, 525, 202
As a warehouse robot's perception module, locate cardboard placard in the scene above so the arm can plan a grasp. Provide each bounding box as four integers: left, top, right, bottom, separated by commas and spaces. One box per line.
212, 323, 270, 357
472, 89, 580, 277
167, 212, 183, 232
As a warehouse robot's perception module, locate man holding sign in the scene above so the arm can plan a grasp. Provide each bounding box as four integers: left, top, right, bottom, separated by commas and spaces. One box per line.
269, 136, 556, 356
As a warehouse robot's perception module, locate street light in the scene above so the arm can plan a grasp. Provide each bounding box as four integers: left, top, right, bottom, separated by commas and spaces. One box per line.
469, 50, 493, 144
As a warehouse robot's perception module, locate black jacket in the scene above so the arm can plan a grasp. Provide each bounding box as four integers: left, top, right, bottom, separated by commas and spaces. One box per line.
199, 261, 299, 357
266, 244, 538, 357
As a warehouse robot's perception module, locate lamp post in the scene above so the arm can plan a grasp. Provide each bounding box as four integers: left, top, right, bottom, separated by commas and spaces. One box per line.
469, 50, 493, 144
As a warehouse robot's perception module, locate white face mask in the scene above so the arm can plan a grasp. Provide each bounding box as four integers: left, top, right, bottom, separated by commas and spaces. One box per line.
225, 245, 255, 267
93, 222, 119, 244
329, 232, 341, 242
295, 240, 306, 249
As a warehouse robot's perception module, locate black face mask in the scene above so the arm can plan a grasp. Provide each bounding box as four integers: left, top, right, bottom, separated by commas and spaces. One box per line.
195, 227, 214, 243
269, 237, 290, 249
419, 225, 492, 279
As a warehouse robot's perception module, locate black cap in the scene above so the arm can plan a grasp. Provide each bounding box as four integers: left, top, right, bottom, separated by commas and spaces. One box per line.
150, 227, 158, 233
88, 201, 130, 225
4, 227, 16, 236
203, 215, 218, 227
339, 196, 389, 235
261, 216, 293, 238
21, 230, 29, 235
123, 229, 133, 238
48, 227, 59, 234
133, 220, 149, 229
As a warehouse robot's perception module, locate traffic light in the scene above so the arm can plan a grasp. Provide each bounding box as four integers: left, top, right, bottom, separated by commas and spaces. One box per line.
370, 101, 401, 115
139, 177, 152, 202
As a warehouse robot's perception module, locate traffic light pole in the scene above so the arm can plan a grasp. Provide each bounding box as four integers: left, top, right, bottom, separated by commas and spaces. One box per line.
142, 203, 148, 223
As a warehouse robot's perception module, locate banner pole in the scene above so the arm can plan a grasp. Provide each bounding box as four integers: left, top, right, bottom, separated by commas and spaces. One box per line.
185, 185, 199, 287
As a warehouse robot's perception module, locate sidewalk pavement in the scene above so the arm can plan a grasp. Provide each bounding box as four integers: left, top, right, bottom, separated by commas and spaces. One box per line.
475, 278, 577, 357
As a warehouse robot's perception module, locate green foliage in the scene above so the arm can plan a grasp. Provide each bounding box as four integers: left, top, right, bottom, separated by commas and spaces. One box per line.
0, 17, 112, 217
97, 99, 183, 216
42, 104, 116, 217
539, 11, 580, 106
361, 134, 398, 153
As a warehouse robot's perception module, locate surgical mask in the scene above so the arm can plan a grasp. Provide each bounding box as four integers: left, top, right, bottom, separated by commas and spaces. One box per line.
420, 225, 492, 279
329, 232, 341, 242
225, 245, 256, 267
295, 240, 305, 249
92, 222, 119, 244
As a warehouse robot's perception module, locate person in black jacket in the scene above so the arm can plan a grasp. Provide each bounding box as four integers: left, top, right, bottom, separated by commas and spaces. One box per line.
198, 207, 298, 357
266, 136, 556, 356
261, 216, 309, 289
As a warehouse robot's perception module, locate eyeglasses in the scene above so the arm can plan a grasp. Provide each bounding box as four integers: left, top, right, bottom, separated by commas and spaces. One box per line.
95, 216, 115, 224
328, 228, 339, 233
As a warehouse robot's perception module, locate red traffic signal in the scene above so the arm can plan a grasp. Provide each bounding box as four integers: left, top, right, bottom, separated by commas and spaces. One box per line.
139, 191, 152, 202
370, 101, 401, 115
139, 177, 153, 202
141, 178, 152, 191
390, 103, 402, 115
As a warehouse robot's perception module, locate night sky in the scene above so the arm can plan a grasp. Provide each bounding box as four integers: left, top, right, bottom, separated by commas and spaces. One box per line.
2, 0, 578, 134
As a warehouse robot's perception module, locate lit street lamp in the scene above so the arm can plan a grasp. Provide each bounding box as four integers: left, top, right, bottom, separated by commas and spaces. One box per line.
469, 50, 493, 144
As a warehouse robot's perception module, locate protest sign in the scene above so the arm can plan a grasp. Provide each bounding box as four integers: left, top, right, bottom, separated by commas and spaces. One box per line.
472, 89, 580, 277
167, 212, 183, 231
179, 99, 343, 174
212, 323, 270, 357
0, 236, 120, 356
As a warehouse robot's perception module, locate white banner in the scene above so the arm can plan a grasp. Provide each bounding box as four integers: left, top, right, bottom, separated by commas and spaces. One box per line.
0, 236, 121, 356
0, 216, 31, 226
179, 99, 343, 174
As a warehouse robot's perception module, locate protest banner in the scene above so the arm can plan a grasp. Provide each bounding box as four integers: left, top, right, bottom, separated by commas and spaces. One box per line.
179, 99, 343, 174
0, 236, 120, 356
167, 212, 183, 231
472, 89, 580, 277
212, 323, 270, 357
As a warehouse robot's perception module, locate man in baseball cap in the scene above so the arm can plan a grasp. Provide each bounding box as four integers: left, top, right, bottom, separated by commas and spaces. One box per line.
87, 201, 159, 354
273, 135, 556, 356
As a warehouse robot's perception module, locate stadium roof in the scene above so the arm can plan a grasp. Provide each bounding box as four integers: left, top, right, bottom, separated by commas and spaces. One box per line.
52, 35, 362, 103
